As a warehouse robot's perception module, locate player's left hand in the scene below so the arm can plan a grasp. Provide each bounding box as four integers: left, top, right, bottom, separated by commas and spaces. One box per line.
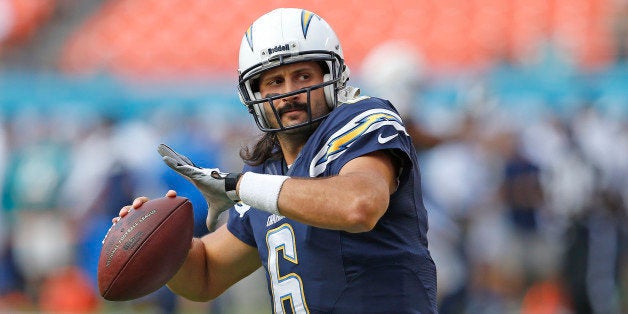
157, 144, 241, 231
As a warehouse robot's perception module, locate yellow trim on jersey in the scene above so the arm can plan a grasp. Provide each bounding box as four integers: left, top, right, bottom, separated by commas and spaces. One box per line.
326, 112, 398, 155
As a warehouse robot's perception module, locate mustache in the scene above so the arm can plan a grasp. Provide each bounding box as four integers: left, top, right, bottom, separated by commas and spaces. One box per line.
276, 102, 308, 115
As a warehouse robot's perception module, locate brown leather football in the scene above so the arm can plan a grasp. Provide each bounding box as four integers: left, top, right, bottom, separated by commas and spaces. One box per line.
98, 196, 193, 301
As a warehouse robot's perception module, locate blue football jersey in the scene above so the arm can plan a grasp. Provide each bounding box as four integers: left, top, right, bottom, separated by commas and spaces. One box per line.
228, 96, 437, 313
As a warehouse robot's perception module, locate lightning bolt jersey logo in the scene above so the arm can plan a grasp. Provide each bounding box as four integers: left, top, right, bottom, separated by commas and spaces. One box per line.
309, 109, 407, 176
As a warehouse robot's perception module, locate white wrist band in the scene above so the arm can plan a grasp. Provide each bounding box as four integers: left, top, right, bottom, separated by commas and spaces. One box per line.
238, 172, 289, 215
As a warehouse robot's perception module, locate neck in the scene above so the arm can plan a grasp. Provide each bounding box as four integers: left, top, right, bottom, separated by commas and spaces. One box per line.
276, 122, 319, 164
275, 120, 321, 164
277, 132, 308, 165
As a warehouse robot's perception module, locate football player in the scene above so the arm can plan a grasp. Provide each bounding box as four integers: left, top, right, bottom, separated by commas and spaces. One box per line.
116, 8, 437, 313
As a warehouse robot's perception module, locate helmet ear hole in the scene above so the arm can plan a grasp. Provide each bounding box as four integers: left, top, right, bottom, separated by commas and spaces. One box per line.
323, 73, 335, 109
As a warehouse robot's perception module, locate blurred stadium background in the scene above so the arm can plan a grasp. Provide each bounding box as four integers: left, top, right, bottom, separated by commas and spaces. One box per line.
0, 0, 627, 313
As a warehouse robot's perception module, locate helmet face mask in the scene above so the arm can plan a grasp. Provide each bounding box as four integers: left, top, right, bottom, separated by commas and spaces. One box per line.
238, 51, 344, 132
237, 8, 349, 132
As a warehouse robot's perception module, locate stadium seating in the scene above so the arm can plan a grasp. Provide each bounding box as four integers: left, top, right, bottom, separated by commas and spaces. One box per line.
57, 0, 617, 78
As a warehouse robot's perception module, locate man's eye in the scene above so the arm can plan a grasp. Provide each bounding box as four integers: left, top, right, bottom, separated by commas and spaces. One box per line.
267, 79, 281, 86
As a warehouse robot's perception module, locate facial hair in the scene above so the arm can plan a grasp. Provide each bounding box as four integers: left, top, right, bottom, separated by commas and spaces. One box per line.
274, 101, 321, 136
277, 101, 309, 116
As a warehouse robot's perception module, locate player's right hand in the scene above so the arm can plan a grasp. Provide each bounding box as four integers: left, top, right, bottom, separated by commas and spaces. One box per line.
157, 144, 241, 231
112, 190, 177, 224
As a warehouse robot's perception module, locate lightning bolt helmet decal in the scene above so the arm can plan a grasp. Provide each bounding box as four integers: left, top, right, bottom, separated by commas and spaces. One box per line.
301, 10, 317, 39
245, 24, 254, 51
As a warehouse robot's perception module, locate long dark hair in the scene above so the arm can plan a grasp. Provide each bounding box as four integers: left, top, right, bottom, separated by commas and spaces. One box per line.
239, 132, 282, 166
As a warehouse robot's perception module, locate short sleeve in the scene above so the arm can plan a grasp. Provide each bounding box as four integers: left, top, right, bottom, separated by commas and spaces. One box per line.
226, 204, 257, 248
309, 105, 414, 177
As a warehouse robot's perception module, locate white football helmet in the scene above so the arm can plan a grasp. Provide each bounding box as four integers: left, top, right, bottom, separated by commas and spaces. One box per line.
238, 8, 350, 132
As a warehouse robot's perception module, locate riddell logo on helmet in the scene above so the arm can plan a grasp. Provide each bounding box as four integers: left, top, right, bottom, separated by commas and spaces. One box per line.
267, 44, 291, 55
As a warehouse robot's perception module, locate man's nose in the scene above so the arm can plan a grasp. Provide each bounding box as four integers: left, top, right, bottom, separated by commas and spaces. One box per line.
280, 81, 301, 102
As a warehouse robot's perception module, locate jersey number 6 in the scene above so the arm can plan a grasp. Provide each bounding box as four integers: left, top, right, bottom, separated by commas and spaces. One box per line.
266, 224, 310, 314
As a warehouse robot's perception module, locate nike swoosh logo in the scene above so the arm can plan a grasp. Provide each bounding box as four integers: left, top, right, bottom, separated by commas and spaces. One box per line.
378, 133, 399, 144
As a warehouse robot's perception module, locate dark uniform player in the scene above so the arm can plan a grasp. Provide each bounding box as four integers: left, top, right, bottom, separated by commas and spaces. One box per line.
115, 7, 437, 314
228, 97, 437, 313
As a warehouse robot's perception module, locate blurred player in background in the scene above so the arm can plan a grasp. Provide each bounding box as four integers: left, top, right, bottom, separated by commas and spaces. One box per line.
115, 8, 437, 313
361, 40, 458, 151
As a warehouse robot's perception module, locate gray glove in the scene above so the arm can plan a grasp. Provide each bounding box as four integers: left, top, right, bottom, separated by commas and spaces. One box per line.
157, 144, 241, 231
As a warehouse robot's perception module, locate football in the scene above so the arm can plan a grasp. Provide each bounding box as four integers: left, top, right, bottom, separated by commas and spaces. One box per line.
98, 196, 194, 301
